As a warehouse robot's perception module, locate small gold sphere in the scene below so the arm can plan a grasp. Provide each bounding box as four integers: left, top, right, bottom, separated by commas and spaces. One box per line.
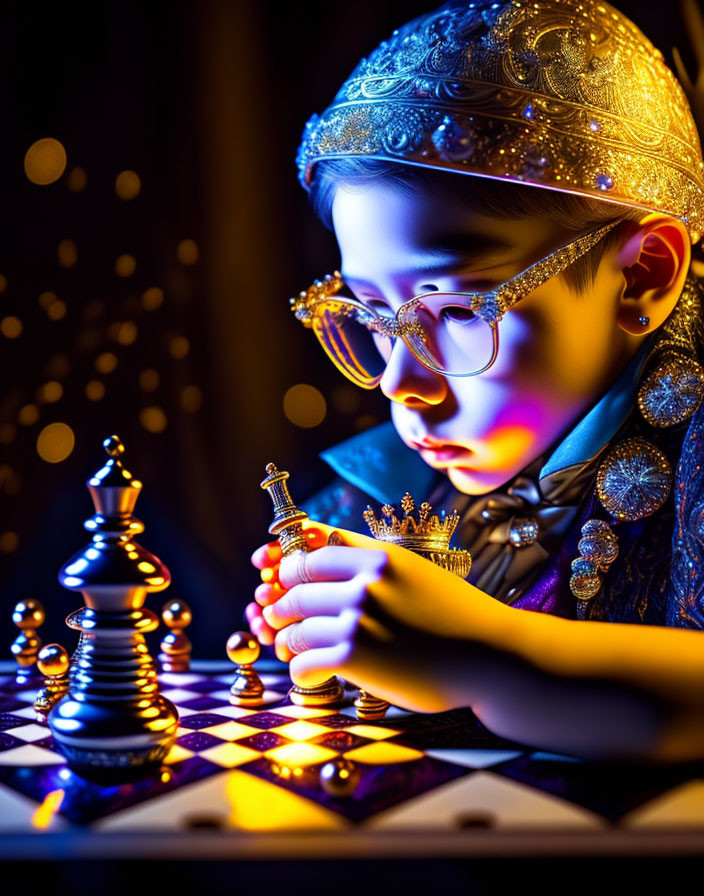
162, 599, 192, 629
103, 435, 125, 457
319, 759, 361, 797
37, 643, 69, 677
226, 631, 260, 666
12, 598, 45, 629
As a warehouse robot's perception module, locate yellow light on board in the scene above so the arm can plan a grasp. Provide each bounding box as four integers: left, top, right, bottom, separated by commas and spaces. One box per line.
0, 531, 18, 553
169, 336, 190, 359
37, 381, 63, 403
177, 239, 199, 265
36, 422, 75, 463
1, 316, 22, 338
66, 166, 87, 192
283, 384, 327, 428
95, 352, 118, 374
142, 287, 164, 310
85, 380, 105, 401
18, 404, 39, 425
180, 385, 202, 412
115, 170, 141, 200
57, 239, 78, 268
140, 406, 167, 433
138, 369, 159, 391
115, 254, 136, 277
24, 138, 67, 185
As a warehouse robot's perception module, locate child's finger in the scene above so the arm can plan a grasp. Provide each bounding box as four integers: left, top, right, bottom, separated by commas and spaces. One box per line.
251, 541, 282, 570
254, 581, 284, 607
245, 601, 276, 645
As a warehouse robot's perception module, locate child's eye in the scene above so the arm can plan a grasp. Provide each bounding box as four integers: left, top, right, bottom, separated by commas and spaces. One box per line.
440, 305, 477, 324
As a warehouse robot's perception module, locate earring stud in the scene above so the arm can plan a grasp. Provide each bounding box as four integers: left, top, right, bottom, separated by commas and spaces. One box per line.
638, 315, 650, 327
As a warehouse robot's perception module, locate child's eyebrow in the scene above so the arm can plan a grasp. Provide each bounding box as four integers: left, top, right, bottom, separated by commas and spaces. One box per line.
342, 231, 515, 285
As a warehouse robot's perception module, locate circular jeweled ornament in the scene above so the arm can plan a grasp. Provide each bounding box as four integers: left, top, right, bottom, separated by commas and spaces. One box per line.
508, 516, 539, 548
596, 438, 673, 521
637, 353, 704, 428
577, 520, 619, 569
569, 557, 601, 600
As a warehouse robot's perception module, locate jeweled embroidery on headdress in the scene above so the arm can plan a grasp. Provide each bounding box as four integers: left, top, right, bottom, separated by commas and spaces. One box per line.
297, 0, 704, 242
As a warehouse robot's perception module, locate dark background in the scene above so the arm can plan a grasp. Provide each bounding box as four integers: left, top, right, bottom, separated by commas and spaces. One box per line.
0, 0, 698, 660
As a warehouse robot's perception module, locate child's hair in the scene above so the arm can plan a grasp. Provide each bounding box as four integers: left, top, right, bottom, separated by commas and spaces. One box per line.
308, 158, 647, 296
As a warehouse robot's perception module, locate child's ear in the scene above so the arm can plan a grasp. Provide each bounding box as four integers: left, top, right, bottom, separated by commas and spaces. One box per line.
614, 215, 691, 335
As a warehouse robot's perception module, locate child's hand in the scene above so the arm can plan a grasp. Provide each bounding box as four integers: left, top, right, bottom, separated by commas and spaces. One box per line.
249, 519, 506, 713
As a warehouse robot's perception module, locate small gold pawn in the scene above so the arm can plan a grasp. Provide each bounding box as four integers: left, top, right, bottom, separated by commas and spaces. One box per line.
354, 688, 390, 721
159, 599, 192, 672
34, 644, 70, 722
11, 599, 45, 681
226, 631, 265, 706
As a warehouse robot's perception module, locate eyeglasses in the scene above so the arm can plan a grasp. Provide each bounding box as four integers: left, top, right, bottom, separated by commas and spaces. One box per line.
290, 220, 620, 389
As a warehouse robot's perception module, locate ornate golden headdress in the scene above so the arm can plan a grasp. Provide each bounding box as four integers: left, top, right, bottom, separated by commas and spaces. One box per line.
296, 0, 704, 243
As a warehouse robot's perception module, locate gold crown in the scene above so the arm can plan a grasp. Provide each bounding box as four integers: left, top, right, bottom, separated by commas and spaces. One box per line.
297, 0, 704, 243
364, 493, 472, 578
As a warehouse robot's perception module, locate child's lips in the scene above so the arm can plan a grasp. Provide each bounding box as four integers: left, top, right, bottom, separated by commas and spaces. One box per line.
411, 439, 473, 465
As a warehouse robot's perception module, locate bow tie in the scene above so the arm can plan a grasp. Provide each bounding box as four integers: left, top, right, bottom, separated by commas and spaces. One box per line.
451, 458, 598, 599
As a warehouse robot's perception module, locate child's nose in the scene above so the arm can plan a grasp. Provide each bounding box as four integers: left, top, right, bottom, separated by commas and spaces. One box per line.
379, 338, 447, 406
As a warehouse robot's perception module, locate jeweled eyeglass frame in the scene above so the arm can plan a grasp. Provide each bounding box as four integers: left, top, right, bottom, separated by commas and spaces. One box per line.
290, 219, 620, 387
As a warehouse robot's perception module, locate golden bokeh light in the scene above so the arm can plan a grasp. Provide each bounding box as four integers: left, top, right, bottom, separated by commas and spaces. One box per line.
169, 336, 190, 359
354, 414, 379, 432
0, 423, 16, 445
115, 254, 136, 277
180, 385, 203, 412
18, 404, 40, 426
138, 369, 159, 391
95, 352, 118, 374
47, 300, 67, 321
85, 380, 105, 401
0, 465, 21, 496
0, 531, 18, 553
142, 286, 164, 310
0, 275, 7, 293
117, 321, 138, 345
332, 385, 362, 414
57, 239, 78, 268
37, 422, 75, 463
177, 239, 199, 265
24, 138, 67, 185
139, 406, 167, 433
115, 170, 141, 200
37, 381, 63, 403
283, 384, 327, 428
66, 166, 87, 192
39, 291, 58, 310
1, 316, 22, 338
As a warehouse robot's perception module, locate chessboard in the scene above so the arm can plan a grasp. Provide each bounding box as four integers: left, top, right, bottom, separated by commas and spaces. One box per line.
2, 660, 704, 859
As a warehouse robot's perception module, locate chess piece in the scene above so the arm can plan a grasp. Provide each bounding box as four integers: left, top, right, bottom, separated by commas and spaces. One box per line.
34, 644, 70, 722
260, 463, 344, 707
48, 435, 179, 779
226, 631, 265, 706
359, 493, 473, 721
319, 758, 361, 797
11, 599, 45, 684
159, 599, 192, 672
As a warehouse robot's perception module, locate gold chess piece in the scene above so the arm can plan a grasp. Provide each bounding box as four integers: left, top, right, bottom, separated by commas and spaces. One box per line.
226, 631, 265, 706
34, 644, 70, 722
260, 463, 344, 707
357, 493, 473, 721
159, 599, 192, 672
11, 598, 45, 683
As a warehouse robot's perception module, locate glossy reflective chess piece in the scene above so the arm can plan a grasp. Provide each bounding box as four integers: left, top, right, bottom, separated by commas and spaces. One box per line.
159, 599, 192, 672
319, 758, 361, 797
354, 689, 390, 721
226, 631, 265, 706
48, 435, 179, 780
260, 463, 344, 707
34, 644, 70, 722
11, 599, 45, 684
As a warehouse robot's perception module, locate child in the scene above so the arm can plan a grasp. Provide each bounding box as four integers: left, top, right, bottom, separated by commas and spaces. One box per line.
247, 0, 704, 761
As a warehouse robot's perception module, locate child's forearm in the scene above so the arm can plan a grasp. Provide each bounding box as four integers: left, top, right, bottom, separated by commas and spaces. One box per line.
451, 604, 704, 762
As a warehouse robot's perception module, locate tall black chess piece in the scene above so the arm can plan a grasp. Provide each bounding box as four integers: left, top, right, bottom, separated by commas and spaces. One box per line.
48, 435, 178, 779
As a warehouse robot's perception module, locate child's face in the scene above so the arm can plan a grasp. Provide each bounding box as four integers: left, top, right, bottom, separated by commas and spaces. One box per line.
332, 180, 640, 495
